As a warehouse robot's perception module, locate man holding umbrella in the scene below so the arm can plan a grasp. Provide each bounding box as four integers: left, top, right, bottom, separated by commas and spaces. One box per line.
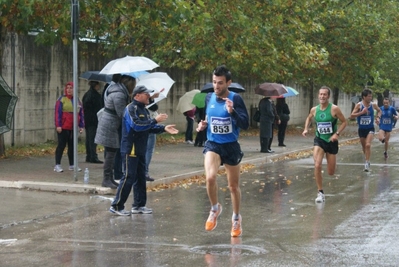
197, 65, 249, 237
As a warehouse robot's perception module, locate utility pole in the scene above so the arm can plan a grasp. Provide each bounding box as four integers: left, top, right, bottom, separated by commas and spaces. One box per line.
71, 0, 79, 181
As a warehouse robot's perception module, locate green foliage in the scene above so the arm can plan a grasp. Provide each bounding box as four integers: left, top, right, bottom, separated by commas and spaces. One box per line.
1, 0, 399, 93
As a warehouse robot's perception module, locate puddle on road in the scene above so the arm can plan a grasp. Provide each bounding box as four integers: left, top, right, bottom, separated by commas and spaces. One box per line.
189, 244, 268, 256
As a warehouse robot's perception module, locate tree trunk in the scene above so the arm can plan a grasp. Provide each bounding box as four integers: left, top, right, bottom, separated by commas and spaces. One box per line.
0, 134, 5, 157
333, 87, 339, 105
307, 78, 314, 112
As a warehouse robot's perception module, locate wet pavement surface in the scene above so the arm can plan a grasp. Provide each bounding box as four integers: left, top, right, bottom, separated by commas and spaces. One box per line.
1, 127, 399, 266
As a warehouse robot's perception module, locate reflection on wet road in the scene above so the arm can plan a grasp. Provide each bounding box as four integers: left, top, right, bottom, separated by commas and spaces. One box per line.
1, 137, 399, 266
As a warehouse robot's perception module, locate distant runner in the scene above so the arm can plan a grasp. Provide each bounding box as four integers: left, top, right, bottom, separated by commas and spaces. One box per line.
350, 88, 381, 171
302, 86, 347, 203
378, 97, 397, 159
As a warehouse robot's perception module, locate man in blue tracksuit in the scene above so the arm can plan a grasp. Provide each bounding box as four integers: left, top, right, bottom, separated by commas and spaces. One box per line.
109, 85, 179, 216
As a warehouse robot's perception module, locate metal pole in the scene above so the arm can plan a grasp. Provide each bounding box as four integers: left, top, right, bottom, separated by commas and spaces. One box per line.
71, 0, 79, 181
11, 32, 15, 147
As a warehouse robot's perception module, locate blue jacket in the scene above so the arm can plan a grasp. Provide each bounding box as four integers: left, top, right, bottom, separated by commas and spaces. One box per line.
120, 100, 165, 156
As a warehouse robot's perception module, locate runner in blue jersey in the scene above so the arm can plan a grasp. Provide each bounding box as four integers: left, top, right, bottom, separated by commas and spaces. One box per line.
350, 89, 382, 171
196, 65, 249, 237
378, 98, 398, 159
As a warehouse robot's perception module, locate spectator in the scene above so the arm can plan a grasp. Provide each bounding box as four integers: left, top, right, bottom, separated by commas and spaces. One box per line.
102, 74, 123, 182
194, 107, 207, 147
53, 82, 84, 173
258, 97, 275, 153
82, 81, 103, 163
95, 75, 135, 189
276, 98, 290, 147
109, 85, 179, 216
184, 107, 196, 144
145, 103, 159, 182
268, 100, 280, 152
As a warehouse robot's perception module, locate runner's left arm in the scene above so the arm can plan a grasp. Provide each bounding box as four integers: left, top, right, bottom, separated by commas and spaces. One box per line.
232, 94, 249, 130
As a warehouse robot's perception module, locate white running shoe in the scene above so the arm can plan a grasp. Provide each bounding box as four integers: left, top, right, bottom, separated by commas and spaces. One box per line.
364, 161, 370, 172
54, 165, 63, 173
315, 192, 325, 203
69, 165, 82, 172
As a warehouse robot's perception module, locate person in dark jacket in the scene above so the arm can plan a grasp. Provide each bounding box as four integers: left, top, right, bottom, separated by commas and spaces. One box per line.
109, 85, 179, 216
258, 97, 275, 153
268, 100, 280, 152
184, 107, 196, 144
276, 97, 290, 147
194, 107, 207, 147
82, 81, 103, 163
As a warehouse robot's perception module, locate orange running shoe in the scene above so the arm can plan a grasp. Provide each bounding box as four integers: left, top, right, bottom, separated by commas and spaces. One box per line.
231, 215, 242, 237
205, 203, 222, 231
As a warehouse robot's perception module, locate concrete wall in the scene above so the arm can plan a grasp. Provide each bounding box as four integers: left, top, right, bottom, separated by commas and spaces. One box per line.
1, 33, 354, 146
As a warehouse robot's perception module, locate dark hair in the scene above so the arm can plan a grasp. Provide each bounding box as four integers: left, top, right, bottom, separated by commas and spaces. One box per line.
120, 75, 136, 94
89, 81, 99, 87
213, 65, 232, 82
112, 73, 122, 83
320, 85, 331, 96
276, 97, 286, 105
383, 97, 390, 102
361, 88, 372, 99
120, 75, 135, 85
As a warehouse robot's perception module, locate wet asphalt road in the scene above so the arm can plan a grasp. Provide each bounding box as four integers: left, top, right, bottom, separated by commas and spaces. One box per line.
1, 137, 399, 266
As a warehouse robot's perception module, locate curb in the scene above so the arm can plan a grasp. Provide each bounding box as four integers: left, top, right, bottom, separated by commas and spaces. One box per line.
0, 135, 364, 195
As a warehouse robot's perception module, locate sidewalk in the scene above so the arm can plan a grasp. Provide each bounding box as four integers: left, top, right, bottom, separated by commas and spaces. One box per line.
0, 125, 361, 195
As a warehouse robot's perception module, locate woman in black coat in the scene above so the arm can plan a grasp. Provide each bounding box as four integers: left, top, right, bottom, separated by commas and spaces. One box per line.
258, 97, 275, 153
275, 98, 290, 147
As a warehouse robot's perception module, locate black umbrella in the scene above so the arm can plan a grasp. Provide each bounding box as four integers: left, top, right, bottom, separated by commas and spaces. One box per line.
0, 75, 18, 135
201, 82, 245, 93
80, 71, 112, 83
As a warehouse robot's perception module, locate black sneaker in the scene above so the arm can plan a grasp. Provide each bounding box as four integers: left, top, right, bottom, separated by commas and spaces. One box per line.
146, 176, 155, 182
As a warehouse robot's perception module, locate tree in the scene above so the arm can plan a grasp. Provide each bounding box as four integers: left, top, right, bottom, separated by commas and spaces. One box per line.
1, 0, 399, 93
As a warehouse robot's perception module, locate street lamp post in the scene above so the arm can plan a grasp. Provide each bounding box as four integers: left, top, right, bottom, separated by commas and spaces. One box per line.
71, 0, 79, 181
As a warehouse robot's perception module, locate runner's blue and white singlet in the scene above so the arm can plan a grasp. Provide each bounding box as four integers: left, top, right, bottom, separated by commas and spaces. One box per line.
357, 103, 374, 129
206, 92, 240, 144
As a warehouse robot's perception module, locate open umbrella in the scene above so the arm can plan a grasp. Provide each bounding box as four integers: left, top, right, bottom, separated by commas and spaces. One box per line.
80, 71, 112, 83
275, 86, 299, 98
99, 56, 159, 75
192, 92, 207, 108
201, 82, 245, 93
136, 72, 175, 108
123, 70, 149, 79
0, 75, 18, 135
176, 89, 200, 114
255, 82, 288, 97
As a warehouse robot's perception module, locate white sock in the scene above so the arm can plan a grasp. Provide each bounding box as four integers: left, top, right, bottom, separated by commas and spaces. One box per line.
211, 204, 219, 211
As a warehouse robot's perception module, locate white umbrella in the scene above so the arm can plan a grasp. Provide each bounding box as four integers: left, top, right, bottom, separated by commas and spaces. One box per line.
176, 89, 200, 114
99, 56, 159, 74
136, 72, 175, 107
